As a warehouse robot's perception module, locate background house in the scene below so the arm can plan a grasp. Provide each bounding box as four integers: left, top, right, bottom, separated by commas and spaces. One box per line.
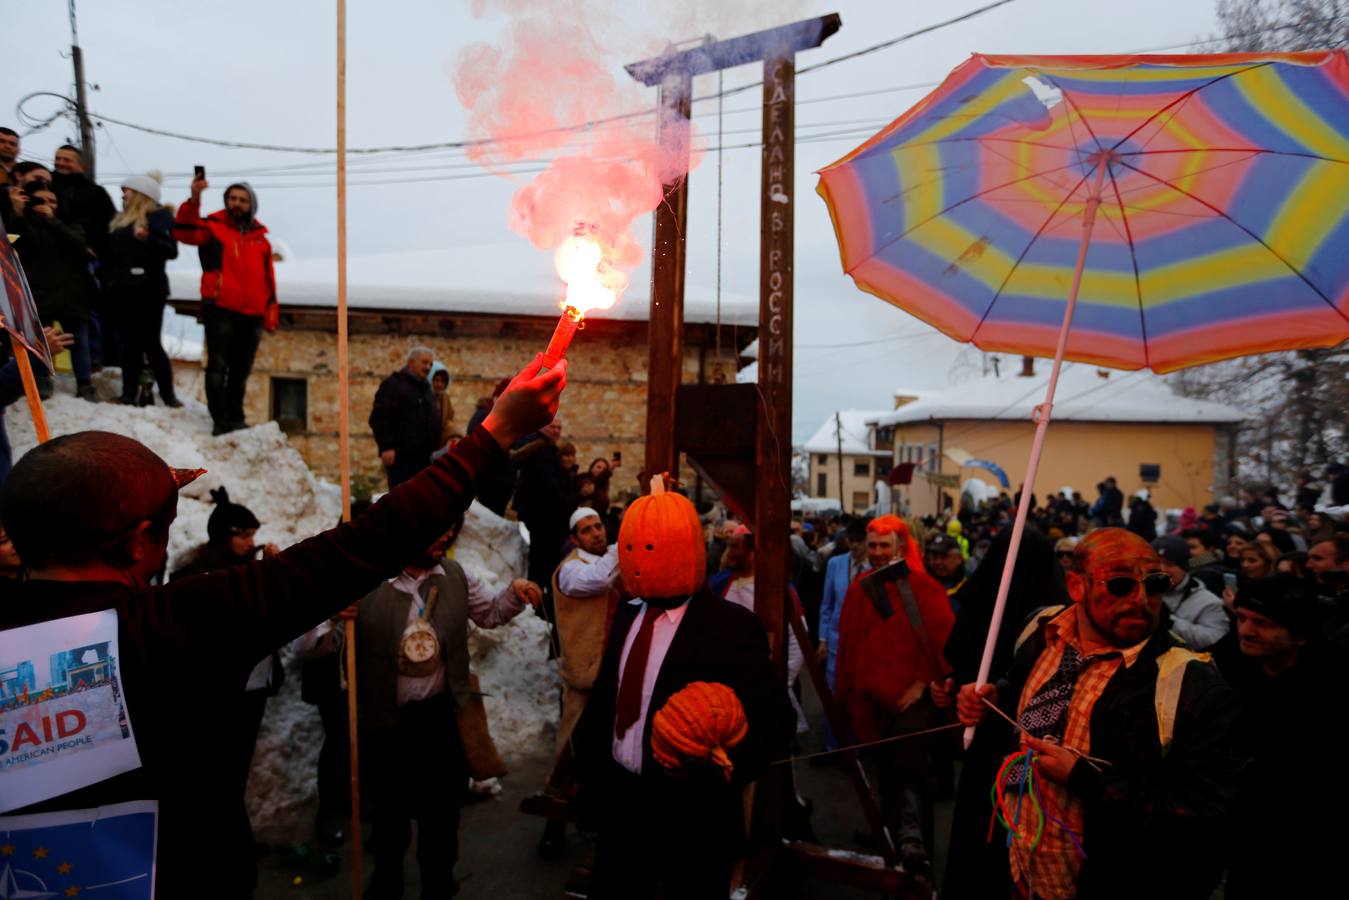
169, 242, 757, 497
803, 409, 892, 514
867, 358, 1246, 519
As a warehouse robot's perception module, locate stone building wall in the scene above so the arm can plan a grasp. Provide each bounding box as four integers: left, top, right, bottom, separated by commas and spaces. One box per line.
209, 314, 742, 501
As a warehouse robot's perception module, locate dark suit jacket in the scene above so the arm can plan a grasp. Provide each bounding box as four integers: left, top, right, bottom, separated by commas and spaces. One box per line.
574, 589, 793, 851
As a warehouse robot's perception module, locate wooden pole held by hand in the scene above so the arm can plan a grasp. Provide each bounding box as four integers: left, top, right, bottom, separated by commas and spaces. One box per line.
8, 332, 50, 444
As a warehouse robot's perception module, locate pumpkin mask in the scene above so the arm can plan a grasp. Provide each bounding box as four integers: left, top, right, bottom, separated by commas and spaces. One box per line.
618, 475, 706, 600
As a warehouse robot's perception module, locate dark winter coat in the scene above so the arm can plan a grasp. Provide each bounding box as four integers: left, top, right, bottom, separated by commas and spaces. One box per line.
1127, 497, 1158, 541
52, 171, 116, 261
102, 207, 178, 299
369, 368, 441, 485
973, 607, 1245, 899
0, 427, 505, 899
574, 591, 794, 857
173, 195, 276, 318
7, 211, 92, 324
1215, 640, 1346, 898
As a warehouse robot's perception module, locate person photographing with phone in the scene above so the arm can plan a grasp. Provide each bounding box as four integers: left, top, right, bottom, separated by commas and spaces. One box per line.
5, 162, 97, 400
174, 168, 278, 435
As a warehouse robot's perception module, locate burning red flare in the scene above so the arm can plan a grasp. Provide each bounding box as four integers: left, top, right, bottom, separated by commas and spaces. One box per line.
541, 232, 629, 368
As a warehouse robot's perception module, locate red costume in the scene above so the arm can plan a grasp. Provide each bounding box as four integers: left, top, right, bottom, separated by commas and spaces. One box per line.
834, 529, 955, 743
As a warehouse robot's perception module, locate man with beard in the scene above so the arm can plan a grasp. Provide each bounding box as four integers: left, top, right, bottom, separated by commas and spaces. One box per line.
956, 528, 1243, 899
0, 355, 564, 897
835, 515, 954, 875
344, 514, 542, 899
175, 174, 278, 435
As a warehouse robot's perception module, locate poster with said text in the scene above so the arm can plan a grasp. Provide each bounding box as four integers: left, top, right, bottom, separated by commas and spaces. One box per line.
0, 611, 141, 813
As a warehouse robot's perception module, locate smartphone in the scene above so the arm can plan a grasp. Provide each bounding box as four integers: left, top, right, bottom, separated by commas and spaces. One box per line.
1222, 571, 1238, 593
612, 450, 622, 463
194, 165, 206, 181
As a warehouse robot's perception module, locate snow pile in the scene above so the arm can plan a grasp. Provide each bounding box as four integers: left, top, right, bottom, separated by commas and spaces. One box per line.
5, 379, 341, 569
5, 381, 559, 834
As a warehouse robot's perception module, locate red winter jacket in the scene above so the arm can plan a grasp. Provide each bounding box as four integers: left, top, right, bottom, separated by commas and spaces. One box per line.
174, 198, 276, 318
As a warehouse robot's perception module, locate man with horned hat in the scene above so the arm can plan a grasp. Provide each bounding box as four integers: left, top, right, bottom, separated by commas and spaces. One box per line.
0, 355, 564, 897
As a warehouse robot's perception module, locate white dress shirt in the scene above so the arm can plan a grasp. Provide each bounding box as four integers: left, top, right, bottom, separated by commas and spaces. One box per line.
291, 562, 525, 705
611, 598, 690, 774
557, 544, 621, 597
723, 576, 807, 733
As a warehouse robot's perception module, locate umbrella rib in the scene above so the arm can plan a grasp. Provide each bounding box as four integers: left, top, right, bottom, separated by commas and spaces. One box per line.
1032, 71, 1104, 152
970, 163, 1098, 340
1116, 158, 1349, 325
1120, 147, 1349, 165
1109, 64, 1271, 153
859, 161, 1087, 267
1106, 166, 1151, 370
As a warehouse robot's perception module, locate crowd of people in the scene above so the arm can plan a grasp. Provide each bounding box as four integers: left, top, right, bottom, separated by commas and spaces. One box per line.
2, 130, 276, 437
3, 136, 1347, 900
781, 467, 1348, 898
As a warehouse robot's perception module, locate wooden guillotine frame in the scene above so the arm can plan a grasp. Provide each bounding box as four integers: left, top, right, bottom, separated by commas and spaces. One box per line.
625, 14, 927, 898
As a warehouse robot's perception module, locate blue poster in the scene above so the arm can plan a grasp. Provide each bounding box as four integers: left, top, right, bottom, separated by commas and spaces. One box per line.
0, 801, 156, 898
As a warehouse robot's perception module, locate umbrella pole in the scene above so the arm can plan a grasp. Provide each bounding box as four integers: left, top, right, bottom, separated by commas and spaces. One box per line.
963, 162, 1107, 749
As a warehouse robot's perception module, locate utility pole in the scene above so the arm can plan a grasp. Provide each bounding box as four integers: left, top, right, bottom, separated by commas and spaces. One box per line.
835, 411, 846, 512
68, 0, 96, 178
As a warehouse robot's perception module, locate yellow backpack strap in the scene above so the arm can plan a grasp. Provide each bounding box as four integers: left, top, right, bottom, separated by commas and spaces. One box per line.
1013, 605, 1068, 656
1153, 647, 1212, 755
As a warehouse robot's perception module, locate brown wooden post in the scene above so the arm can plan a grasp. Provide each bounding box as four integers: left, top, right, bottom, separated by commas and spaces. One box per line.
745, 53, 797, 896
754, 53, 795, 689
643, 73, 692, 483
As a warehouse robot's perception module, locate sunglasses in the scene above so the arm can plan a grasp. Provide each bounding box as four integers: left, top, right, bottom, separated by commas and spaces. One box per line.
1057, 550, 1075, 559
1091, 572, 1173, 597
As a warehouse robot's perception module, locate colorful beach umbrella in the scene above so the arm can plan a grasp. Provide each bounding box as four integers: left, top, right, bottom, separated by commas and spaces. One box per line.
818, 51, 1349, 373
816, 52, 1349, 744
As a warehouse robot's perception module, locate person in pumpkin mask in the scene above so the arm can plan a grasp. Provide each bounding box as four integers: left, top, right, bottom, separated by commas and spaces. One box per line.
573, 477, 794, 899
329, 511, 542, 899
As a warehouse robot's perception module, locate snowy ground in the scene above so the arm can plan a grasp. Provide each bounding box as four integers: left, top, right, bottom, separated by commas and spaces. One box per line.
5, 373, 559, 833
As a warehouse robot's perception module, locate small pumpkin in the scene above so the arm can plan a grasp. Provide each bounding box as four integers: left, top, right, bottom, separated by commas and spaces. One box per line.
651, 681, 749, 782
618, 474, 706, 599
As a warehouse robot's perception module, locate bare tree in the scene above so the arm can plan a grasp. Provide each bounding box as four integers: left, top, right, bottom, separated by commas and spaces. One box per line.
1173, 1, 1349, 498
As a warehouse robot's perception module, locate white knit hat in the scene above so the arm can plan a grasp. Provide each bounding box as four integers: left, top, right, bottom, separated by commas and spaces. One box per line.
569, 507, 600, 530
121, 171, 162, 204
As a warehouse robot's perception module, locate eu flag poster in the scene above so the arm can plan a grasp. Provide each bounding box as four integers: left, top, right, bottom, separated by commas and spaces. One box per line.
0, 801, 156, 898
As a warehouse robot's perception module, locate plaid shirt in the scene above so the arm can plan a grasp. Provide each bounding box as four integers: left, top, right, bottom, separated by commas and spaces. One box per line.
1009, 605, 1148, 899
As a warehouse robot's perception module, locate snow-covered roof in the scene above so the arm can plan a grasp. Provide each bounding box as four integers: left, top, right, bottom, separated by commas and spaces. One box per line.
868, 363, 1246, 426
803, 409, 892, 456
167, 242, 757, 326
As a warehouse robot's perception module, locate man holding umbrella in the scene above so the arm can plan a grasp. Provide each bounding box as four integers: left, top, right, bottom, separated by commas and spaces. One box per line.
953, 528, 1244, 898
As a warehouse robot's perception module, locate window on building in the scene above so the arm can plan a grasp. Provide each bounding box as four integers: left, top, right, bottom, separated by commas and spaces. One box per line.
852, 491, 870, 512
817, 473, 827, 497
854, 459, 870, 477
818, 454, 828, 466
271, 377, 308, 434
928, 444, 940, 472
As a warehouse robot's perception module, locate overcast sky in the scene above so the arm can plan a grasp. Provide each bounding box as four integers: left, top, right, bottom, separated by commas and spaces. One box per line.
4, 0, 1225, 441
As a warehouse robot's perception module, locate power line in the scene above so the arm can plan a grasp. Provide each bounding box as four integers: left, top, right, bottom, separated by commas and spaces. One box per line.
60, 1, 1018, 157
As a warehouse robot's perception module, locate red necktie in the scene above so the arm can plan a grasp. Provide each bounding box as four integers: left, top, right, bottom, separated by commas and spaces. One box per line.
614, 606, 661, 738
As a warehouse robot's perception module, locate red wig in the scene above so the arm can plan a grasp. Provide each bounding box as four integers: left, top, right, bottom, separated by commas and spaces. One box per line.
867, 515, 925, 571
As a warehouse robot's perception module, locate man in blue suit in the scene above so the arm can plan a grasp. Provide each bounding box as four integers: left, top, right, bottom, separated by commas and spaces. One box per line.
816, 518, 869, 748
